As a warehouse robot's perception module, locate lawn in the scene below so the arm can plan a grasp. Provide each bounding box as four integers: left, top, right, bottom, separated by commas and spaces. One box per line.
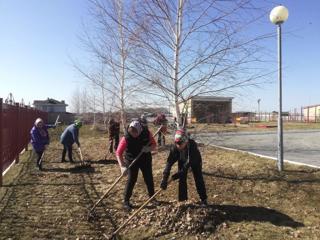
0, 124, 319, 239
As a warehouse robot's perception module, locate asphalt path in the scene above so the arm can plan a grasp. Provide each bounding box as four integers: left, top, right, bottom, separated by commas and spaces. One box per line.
195, 129, 320, 167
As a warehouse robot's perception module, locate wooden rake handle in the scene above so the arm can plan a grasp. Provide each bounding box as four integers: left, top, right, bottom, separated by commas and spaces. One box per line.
112, 188, 163, 237
89, 150, 145, 213
152, 124, 163, 138
89, 173, 124, 213
112, 179, 173, 237
78, 147, 84, 161
39, 150, 46, 164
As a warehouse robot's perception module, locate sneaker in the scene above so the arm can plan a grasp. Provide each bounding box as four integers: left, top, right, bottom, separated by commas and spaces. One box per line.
61, 159, 66, 163
123, 201, 133, 211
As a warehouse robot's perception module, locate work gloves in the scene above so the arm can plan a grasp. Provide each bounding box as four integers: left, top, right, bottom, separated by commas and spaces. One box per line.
160, 170, 184, 190
142, 145, 152, 153
120, 166, 128, 175
160, 179, 168, 190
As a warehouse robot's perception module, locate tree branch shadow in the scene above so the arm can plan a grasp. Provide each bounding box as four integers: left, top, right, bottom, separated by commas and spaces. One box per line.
203, 171, 320, 184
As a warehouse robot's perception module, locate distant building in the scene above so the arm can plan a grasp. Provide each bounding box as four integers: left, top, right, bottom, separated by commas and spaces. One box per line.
232, 111, 256, 123
33, 98, 67, 112
302, 104, 320, 122
33, 98, 74, 124
173, 96, 233, 124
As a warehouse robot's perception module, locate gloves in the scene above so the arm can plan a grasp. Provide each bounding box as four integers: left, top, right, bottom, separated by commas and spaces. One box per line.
171, 172, 181, 180
120, 166, 128, 175
172, 167, 189, 180
160, 179, 168, 190
160, 173, 169, 190
142, 145, 152, 153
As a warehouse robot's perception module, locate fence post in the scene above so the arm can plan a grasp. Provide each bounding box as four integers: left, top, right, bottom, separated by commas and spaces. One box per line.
15, 103, 20, 164
0, 98, 3, 186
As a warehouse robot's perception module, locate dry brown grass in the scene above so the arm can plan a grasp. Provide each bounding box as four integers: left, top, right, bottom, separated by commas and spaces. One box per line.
1, 124, 320, 239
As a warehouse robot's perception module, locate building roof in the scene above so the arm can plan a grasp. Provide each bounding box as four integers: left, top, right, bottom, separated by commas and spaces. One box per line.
302, 104, 320, 109
191, 96, 233, 102
33, 98, 68, 106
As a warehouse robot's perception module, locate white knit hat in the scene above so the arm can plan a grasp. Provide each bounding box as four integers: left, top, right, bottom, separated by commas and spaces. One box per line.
35, 118, 43, 126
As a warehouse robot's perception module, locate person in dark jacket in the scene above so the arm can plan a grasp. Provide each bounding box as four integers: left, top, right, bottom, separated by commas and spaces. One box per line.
160, 128, 208, 206
116, 120, 157, 211
60, 120, 82, 163
108, 118, 120, 153
30, 118, 56, 170
154, 113, 168, 146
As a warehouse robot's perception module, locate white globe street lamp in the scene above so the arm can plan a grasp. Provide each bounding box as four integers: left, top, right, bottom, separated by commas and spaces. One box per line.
270, 5, 289, 171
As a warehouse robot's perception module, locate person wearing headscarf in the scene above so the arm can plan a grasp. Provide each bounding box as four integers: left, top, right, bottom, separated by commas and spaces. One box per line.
60, 120, 82, 163
30, 118, 56, 170
116, 120, 157, 211
160, 128, 208, 206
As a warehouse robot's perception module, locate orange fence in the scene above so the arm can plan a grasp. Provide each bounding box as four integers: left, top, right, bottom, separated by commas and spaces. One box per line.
0, 98, 47, 186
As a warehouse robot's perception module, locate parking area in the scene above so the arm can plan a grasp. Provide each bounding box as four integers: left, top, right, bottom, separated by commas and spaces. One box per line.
196, 129, 320, 168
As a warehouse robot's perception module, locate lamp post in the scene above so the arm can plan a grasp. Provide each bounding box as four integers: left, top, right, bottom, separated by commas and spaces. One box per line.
257, 99, 261, 122
270, 6, 289, 171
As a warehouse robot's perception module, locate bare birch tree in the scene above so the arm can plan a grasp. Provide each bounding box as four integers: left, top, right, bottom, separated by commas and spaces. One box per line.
76, 0, 147, 130
124, 0, 271, 124
71, 87, 81, 114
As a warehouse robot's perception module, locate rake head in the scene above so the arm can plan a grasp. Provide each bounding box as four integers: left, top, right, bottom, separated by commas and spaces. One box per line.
109, 233, 123, 240
87, 209, 98, 222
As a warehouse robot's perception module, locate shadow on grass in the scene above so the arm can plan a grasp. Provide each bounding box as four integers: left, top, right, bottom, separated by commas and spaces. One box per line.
0, 151, 33, 211
284, 169, 320, 174
203, 171, 320, 184
89, 159, 118, 165
42, 165, 96, 174
206, 204, 304, 228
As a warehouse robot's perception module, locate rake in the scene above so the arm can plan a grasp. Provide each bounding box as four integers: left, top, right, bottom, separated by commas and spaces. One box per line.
110, 172, 181, 239
87, 150, 145, 220
76, 147, 91, 168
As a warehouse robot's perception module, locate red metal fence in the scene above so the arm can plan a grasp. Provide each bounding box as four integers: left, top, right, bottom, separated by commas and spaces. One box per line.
0, 98, 47, 186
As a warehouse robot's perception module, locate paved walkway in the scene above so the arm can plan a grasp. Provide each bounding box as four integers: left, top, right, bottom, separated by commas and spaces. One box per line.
196, 129, 320, 167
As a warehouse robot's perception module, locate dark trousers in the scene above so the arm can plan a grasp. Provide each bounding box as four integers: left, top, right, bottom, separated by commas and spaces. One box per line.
35, 150, 44, 167
178, 161, 207, 202
157, 132, 165, 146
109, 135, 119, 153
124, 154, 155, 202
62, 144, 73, 161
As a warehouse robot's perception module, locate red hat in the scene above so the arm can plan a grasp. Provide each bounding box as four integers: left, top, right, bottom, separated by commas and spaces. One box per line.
174, 129, 188, 143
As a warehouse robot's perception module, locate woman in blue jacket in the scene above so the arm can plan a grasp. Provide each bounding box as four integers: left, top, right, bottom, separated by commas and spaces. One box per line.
30, 118, 55, 170
60, 120, 82, 163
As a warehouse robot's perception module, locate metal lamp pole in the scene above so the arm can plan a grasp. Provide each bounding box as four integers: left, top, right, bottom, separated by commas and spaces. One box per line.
270, 6, 289, 171
277, 23, 284, 171
257, 99, 261, 122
